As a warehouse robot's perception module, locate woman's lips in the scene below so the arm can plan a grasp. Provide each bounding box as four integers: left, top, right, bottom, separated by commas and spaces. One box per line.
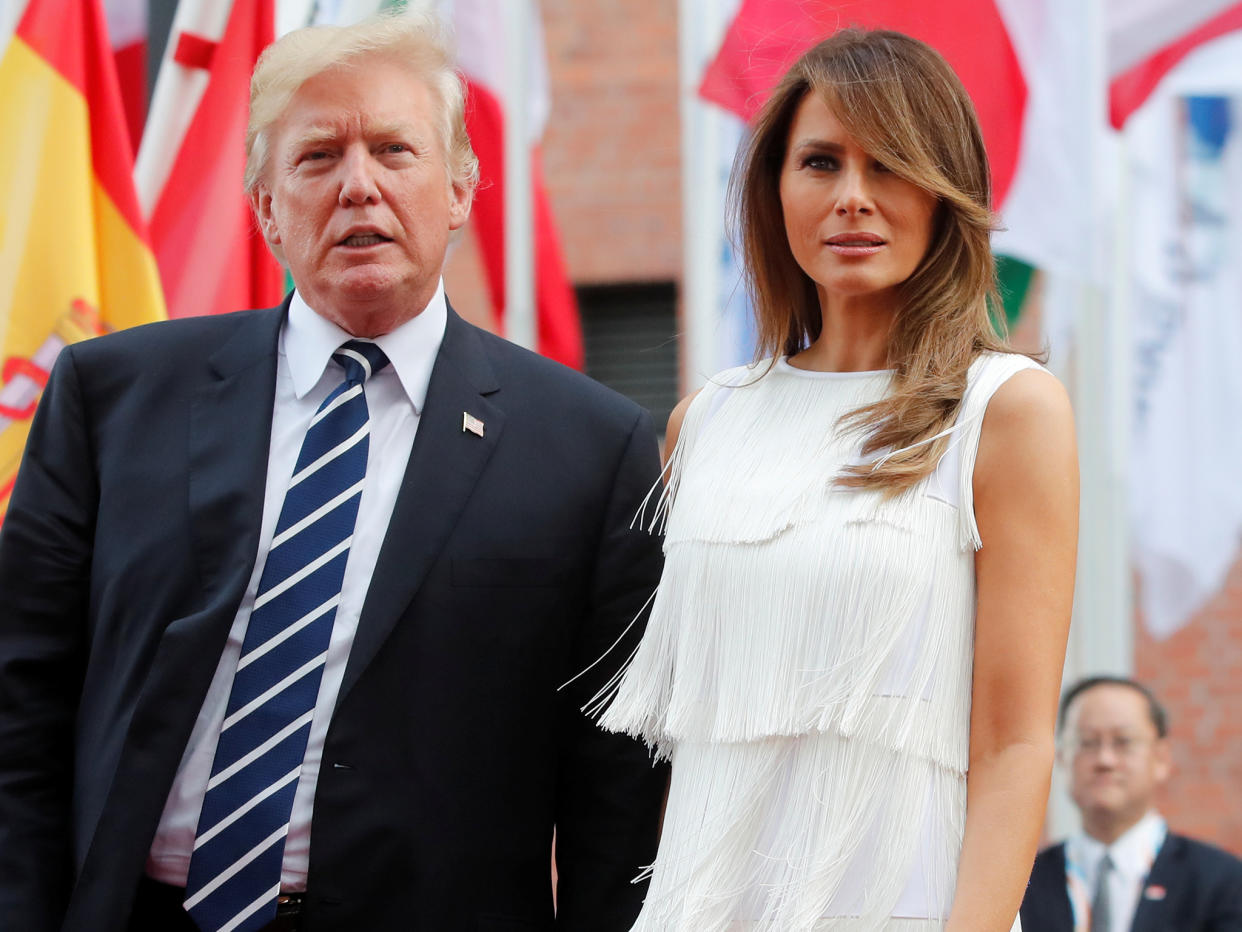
825, 232, 886, 257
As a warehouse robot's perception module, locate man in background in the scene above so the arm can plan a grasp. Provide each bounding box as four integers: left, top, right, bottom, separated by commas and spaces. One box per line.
1021, 676, 1242, 931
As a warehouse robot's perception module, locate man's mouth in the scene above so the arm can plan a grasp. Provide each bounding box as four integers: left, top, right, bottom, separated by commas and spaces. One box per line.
340, 233, 391, 247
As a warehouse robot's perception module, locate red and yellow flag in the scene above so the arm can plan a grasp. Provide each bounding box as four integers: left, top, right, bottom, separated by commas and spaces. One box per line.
0, 0, 165, 521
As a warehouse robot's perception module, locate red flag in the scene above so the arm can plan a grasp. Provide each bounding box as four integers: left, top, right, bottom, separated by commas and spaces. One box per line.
136, 0, 283, 319
1109, 1, 1242, 127
699, 0, 1027, 207
463, 79, 584, 370
104, 0, 147, 152
453, 0, 584, 370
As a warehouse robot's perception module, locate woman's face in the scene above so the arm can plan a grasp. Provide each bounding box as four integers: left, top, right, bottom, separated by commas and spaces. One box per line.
779, 93, 938, 311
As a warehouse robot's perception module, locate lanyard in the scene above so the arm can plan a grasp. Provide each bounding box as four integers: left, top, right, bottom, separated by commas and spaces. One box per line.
1064, 820, 1167, 932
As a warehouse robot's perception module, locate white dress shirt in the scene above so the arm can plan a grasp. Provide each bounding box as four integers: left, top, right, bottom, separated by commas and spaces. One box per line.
147, 284, 447, 890
1066, 810, 1168, 932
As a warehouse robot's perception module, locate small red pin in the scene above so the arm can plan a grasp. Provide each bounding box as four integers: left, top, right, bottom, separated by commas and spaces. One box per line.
1144, 885, 1167, 900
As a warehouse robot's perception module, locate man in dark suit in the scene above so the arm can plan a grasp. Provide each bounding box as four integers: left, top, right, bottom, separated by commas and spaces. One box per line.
1021, 677, 1242, 931
0, 13, 666, 932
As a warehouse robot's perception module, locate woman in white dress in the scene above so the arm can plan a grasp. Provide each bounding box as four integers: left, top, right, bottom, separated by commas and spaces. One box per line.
599, 29, 1078, 931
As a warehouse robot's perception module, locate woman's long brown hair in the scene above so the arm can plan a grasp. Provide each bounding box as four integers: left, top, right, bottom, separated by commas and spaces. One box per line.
732, 29, 1025, 494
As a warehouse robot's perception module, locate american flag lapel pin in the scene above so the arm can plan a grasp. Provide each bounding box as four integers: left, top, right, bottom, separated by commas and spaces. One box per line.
462, 411, 485, 437
1144, 885, 1167, 900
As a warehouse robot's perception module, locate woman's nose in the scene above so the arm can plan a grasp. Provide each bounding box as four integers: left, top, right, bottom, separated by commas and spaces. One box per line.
834, 167, 874, 216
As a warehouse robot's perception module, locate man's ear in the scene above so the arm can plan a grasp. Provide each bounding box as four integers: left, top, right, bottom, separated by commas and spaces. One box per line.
448, 177, 472, 232
1153, 736, 1173, 785
251, 185, 281, 247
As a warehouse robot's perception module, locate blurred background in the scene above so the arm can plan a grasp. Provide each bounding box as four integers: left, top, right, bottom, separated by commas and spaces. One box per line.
2, 0, 1241, 851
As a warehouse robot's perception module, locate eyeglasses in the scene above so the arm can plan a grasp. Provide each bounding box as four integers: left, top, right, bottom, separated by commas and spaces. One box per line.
1068, 734, 1152, 758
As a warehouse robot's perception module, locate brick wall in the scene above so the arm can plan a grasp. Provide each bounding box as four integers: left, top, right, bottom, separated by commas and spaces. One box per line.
538, 0, 681, 283
1137, 553, 1242, 854
445, 1, 681, 328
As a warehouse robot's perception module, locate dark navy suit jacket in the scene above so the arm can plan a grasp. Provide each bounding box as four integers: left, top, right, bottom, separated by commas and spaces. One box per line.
1021, 833, 1242, 932
0, 301, 668, 931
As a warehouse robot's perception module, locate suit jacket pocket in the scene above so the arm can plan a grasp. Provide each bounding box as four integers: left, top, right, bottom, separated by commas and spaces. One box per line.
451, 557, 573, 588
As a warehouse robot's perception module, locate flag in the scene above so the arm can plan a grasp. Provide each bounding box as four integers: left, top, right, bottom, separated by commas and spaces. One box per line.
700, 0, 1028, 207
1126, 35, 1242, 639
1109, 0, 1242, 127
699, 0, 1105, 291
105, 0, 147, 152
0, 0, 166, 521
451, 0, 584, 370
135, 0, 284, 320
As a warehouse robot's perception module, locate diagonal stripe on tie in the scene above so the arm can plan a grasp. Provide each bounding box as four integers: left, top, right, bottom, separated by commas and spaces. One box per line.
220, 653, 328, 732
206, 710, 316, 792
270, 481, 365, 549
218, 886, 282, 932
184, 824, 290, 910
251, 537, 352, 612
236, 596, 339, 672
193, 768, 301, 850
185, 340, 390, 932
289, 422, 370, 488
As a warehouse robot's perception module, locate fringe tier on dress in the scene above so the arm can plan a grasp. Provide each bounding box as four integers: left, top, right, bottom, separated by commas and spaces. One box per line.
598, 353, 1040, 931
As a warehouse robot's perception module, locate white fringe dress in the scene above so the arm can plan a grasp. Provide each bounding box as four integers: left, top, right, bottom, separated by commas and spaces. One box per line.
599, 353, 1039, 931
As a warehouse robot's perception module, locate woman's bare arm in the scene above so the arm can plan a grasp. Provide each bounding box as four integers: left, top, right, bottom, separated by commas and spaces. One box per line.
662, 391, 699, 468
946, 368, 1078, 932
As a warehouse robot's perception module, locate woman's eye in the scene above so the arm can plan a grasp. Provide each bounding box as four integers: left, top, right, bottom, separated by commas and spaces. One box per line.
873, 160, 891, 172
802, 154, 837, 171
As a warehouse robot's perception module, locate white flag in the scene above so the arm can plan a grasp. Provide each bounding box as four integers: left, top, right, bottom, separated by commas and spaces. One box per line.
1128, 33, 1242, 638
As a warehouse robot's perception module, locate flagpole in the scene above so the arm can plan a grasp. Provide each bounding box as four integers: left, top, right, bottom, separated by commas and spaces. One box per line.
1070, 0, 1133, 682
502, 0, 535, 352
677, 0, 739, 392
1049, 0, 1134, 842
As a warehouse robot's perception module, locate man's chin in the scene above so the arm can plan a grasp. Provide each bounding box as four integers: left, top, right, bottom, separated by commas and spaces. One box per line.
1083, 794, 1136, 820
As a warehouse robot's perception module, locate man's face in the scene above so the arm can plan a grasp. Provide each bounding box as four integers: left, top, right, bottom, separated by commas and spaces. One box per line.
1064, 684, 1171, 833
252, 59, 471, 337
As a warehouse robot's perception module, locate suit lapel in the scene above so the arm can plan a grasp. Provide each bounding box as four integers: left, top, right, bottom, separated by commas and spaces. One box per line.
1044, 843, 1076, 932
186, 306, 284, 622
338, 309, 503, 701
1131, 835, 1181, 932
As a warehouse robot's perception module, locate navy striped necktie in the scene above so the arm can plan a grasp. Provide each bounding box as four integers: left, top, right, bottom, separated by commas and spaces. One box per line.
184, 340, 390, 932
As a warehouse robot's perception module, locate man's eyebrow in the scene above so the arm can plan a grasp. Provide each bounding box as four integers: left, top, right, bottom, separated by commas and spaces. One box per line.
288, 126, 341, 150
366, 120, 418, 138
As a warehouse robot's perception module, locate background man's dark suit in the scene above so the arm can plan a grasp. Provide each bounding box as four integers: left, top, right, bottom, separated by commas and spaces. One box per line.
0, 301, 667, 931
1021, 835, 1242, 932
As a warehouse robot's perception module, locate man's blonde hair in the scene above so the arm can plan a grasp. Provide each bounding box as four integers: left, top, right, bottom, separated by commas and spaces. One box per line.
245, 11, 479, 195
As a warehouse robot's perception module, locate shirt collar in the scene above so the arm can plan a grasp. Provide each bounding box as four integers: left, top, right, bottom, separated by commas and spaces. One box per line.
1071, 810, 1168, 881
283, 282, 447, 414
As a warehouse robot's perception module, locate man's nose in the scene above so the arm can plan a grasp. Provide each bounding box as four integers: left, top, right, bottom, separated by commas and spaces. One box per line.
834, 167, 874, 216
1094, 744, 1121, 767
339, 149, 381, 206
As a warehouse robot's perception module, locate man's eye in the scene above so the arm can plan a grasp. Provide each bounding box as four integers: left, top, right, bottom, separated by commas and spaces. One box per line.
385, 144, 408, 154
